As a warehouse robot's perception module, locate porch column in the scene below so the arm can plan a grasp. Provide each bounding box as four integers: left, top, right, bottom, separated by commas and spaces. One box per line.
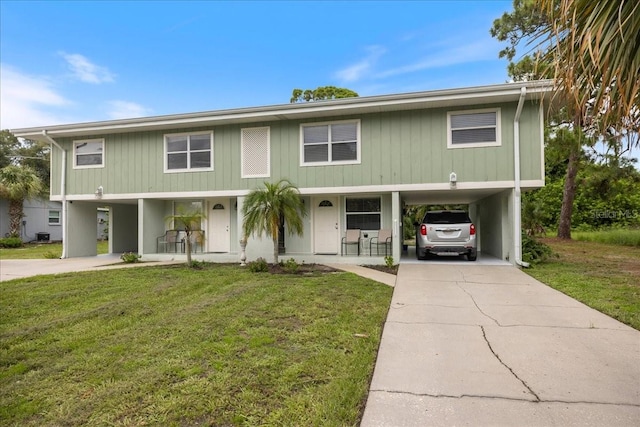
111, 204, 138, 253
66, 201, 97, 257
392, 191, 401, 261
139, 199, 165, 255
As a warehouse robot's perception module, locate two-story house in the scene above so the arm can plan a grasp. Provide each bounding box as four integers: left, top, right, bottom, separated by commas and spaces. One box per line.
11, 80, 552, 264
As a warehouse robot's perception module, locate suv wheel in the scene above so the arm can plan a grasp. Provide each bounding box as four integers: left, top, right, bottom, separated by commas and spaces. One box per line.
416, 247, 428, 260
467, 252, 477, 261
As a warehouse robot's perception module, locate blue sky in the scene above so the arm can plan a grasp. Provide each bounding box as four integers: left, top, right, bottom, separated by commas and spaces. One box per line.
1, 0, 517, 130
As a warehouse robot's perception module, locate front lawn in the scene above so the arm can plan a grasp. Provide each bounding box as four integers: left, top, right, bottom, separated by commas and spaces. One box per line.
0, 241, 109, 259
526, 237, 640, 330
0, 264, 392, 426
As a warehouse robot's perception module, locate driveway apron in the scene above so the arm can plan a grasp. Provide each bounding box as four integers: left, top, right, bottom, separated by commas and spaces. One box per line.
361, 264, 640, 426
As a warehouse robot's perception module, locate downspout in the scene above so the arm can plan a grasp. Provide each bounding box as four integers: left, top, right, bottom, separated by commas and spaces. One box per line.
41, 131, 67, 259
514, 86, 529, 267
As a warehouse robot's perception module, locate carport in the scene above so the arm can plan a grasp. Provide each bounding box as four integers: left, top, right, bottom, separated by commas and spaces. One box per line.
65, 200, 138, 257
400, 186, 516, 263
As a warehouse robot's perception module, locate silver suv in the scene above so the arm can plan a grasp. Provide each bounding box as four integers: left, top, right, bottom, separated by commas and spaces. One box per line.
415, 210, 477, 261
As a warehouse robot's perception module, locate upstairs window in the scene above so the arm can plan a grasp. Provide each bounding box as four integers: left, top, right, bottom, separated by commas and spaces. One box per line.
73, 139, 104, 168
165, 131, 213, 172
301, 120, 360, 165
447, 108, 501, 148
346, 197, 381, 231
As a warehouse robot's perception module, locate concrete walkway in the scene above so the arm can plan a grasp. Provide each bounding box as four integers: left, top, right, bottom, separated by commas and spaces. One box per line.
361, 263, 640, 426
0, 255, 181, 281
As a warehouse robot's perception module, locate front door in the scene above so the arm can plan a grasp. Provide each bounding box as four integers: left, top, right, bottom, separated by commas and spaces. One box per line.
313, 197, 338, 254
208, 199, 230, 252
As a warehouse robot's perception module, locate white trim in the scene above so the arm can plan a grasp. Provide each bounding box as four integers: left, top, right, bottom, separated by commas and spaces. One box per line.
241, 126, 271, 178
73, 138, 105, 169
14, 81, 554, 141
447, 108, 501, 149
48, 209, 61, 225
50, 179, 545, 202
300, 119, 361, 166
163, 131, 214, 173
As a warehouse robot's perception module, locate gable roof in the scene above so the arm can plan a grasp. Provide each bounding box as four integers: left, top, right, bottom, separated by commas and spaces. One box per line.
12, 80, 554, 141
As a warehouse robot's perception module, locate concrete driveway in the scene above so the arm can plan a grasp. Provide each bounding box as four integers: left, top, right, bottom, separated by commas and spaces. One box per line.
361, 264, 640, 426
0, 255, 179, 281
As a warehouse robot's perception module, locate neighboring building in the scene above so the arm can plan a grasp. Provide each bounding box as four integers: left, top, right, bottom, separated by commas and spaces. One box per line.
0, 198, 63, 242
11, 81, 552, 264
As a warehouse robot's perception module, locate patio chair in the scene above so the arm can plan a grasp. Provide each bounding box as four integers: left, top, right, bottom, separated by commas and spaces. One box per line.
341, 229, 361, 256
188, 230, 205, 253
157, 230, 184, 253
369, 229, 392, 256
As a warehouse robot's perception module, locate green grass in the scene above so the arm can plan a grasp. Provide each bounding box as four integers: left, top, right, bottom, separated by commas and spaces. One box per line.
526, 238, 640, 330
572, 228, 640, 247
0, 241, 109, 259
0, 264, 392, 426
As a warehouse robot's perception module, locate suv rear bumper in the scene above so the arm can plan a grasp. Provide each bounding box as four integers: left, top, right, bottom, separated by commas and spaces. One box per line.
421, 245, 475, 256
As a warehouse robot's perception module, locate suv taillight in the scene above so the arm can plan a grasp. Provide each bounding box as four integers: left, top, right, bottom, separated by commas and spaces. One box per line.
420, 224, 427, 236
470, 224, 476, 235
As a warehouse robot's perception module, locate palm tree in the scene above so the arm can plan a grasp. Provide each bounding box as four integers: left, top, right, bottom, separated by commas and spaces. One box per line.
242, 179, 306, 264
0, 165, 43, 238
539, 0, 640, 133
165, 206, 206, 267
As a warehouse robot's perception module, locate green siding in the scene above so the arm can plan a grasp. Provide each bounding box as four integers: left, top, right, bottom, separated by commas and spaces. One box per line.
52, 101, 543, 197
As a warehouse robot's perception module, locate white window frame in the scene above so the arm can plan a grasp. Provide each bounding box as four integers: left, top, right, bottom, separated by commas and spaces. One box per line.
164, 131, 214, 173
241, 126, 271, 178
300, 119, 361, 166
73, 138, 105, 169
345, 196, 381, 232
48, 210, 61, 225
447, 108, 501, 149
172, 200, 204, 230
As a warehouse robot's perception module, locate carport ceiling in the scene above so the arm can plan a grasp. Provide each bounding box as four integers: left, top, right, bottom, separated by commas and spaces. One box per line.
402, 188, 506, 205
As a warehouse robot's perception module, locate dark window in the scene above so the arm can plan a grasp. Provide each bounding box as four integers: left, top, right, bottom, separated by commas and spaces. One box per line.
346, 197, 381, 230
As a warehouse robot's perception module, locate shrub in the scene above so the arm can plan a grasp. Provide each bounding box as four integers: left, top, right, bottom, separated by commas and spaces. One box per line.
120, 252, 141, 263
522, 233, 554, 265
282, 258, 299, 274
248, 257, 268, 273
189, 260, 206, 269
0, 237, 23, 248
384, 256, 395, 269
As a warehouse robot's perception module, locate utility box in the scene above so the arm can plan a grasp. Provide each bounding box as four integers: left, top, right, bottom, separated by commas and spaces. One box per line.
36, 232, 50, 242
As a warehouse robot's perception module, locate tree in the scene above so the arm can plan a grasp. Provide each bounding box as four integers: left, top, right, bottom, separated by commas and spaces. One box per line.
165, 206, 206, 267
290, 86, 358, 103
242, 179, 306, 264
0, 165, 43, 237
538, 0, 640, 135
0, 130, 50, 196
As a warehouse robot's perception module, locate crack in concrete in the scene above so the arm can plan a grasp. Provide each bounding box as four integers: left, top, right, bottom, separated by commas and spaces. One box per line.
385, 319, 626, 331
480, 325, 541, 401
369, 389, 640, 407
456, 282, 501, 326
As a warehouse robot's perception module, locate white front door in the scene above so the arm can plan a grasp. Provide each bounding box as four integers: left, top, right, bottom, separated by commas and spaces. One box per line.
313, 197, 339, 254
208, 199, 230, 252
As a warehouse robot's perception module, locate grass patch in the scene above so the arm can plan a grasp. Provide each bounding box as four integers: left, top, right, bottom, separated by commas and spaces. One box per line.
572, 228, 640, 247
526, 238, 640, 330
0, 264, 392, 426
0, 241, 109, 259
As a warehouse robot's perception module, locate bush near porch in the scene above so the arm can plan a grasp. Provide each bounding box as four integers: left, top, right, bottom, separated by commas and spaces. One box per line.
0, 264, 392, 426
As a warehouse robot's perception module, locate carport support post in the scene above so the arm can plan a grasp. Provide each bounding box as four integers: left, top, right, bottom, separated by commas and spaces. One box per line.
392, 191, 401, 261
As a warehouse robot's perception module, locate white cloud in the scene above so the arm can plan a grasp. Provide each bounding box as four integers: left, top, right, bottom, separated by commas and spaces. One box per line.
335, 45, 386, 83
0, 64, 71, 129
60, 52, 115, 84
376, 39, 499, 79
107, 100, 151, 119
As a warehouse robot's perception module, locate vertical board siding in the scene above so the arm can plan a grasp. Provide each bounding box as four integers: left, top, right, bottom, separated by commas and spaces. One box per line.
59, 102, 543, 196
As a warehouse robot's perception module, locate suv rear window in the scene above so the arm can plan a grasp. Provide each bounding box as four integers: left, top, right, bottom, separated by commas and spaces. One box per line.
424, 211, 471, 224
